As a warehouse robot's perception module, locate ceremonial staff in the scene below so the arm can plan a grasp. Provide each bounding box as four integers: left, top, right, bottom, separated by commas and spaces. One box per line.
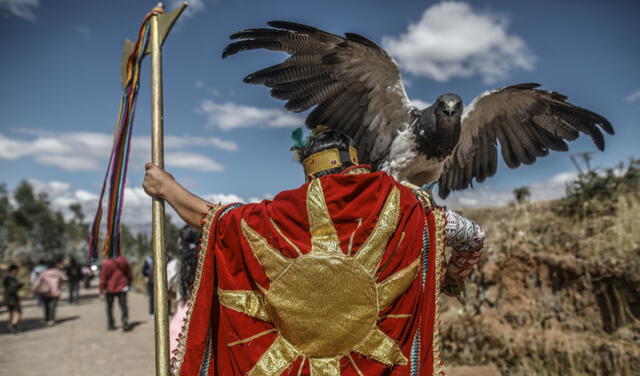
89, 4, 186, 372
136, 3, 184, 375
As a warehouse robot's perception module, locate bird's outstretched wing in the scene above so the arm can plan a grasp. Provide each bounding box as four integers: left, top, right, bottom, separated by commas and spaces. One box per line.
222, 21, 414, 165
438, 83, 614, 199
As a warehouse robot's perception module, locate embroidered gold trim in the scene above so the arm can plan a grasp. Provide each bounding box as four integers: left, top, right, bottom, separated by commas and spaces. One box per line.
227, 328, 278, 347
379, 313, 411, 320
401, 182, 431, 211
347, 218, 363, 257
170, 204, 219, 375
297, 357, 307, 376
347, 354, 364, 376
432, 208, 446, 375
303, 146, 359, 177
354, 187, 400, 274
344, 167, 371, 176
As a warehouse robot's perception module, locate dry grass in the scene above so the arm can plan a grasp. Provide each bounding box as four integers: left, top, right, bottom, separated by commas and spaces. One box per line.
441, 191, 640, 375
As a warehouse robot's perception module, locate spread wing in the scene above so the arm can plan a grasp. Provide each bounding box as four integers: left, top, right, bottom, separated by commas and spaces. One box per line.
222, 21, 414, 165
438, 83, 614, 199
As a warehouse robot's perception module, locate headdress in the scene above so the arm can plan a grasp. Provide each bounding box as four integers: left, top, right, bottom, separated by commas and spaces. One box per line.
290, 126, 359, 177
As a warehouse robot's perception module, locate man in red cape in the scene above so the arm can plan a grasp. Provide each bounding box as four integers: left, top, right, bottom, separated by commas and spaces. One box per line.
143, 129, 484, 376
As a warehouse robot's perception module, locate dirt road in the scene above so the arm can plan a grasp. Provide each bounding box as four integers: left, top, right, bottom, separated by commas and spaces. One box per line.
0, 286, 154, 376
1, 285, 500, 375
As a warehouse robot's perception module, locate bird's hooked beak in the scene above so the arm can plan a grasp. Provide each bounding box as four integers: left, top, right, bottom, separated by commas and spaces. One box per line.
445, 100, 456, 117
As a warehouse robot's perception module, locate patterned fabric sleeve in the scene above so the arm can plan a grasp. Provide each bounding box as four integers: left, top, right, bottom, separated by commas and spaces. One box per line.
443, 209, 485, 279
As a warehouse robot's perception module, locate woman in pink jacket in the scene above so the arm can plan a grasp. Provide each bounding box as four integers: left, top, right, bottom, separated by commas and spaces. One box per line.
32, 257, 65, 326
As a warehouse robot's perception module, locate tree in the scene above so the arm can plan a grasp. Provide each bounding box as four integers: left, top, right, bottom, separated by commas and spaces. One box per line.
513, 186, 531, 204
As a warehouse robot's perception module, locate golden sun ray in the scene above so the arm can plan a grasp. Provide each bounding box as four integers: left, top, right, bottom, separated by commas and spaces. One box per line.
307, 179, 341, 255
354, 187, 400, 274
248, 335, 300, 376
241, 219, 292, 280
219, 180, 419, 376
309, 357, 340, 376
218, 288, 271, 322
377, 257, 420, 310
353, 328, 408, 366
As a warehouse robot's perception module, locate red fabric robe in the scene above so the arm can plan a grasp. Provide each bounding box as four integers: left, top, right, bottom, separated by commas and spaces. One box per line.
173, 168, 446, 376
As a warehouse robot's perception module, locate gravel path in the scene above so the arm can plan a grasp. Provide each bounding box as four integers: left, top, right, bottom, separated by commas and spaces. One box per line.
0, 286, 155, 376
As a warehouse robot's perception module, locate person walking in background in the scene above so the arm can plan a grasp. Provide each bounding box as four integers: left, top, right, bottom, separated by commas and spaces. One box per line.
30, 258, 47, 307
166, 255, 179, 315
3, 264, 23, 334
32, 257, 65, 326
99, 255, 132, 331
81, 263, 94, 289
65, 257, 82, 304
142, 255, 154, 317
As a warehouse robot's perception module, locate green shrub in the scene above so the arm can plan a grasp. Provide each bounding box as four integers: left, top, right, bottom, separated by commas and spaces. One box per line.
557, 158, 639, 218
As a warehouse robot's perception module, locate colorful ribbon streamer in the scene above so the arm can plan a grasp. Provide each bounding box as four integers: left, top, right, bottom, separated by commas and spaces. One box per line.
89, 8, 163, 259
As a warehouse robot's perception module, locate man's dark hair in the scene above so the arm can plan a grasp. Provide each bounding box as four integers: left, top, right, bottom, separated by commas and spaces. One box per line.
300, 129, 357, 178
9, 264, 18, 272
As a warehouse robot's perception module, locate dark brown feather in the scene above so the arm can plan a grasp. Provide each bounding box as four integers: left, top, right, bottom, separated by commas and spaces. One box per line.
223, 21, 413, 166
439, 84, 614, 198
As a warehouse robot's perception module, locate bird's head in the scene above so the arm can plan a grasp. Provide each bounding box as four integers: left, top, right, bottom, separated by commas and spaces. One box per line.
436, 93, 463, 118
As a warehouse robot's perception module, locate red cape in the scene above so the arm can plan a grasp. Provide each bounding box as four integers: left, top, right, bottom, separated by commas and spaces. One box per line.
173, 169, 446, 375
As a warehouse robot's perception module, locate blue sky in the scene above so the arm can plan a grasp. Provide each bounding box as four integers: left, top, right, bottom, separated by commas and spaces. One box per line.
1, 0, 639, 227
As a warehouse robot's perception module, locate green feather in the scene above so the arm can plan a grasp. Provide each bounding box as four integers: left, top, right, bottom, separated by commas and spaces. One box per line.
291, 127, 305, 149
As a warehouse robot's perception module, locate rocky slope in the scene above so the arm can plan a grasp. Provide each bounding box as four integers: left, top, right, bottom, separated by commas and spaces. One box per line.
441, 192, 640, 375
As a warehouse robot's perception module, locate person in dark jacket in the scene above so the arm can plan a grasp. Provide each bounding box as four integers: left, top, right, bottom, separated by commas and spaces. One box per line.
65, 258, 82, 304
99, 255, 132, 331
3, 264, 23, 334
142, 255, 154, 317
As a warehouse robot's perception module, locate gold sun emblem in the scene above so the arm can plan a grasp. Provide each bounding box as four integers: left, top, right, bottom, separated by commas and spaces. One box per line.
218, 179, 421, 376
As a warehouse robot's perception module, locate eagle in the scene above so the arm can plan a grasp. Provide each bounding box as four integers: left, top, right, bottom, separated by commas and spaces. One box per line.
222, 21, 614, 199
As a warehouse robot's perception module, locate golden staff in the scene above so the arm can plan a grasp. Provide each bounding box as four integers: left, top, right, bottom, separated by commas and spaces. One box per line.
120, 3, 187, 375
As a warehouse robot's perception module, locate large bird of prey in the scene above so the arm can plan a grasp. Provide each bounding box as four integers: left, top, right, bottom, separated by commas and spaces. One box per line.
222, 21, 614, 199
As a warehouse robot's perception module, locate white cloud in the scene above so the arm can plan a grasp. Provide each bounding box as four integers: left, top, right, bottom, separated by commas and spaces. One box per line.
0, 0, 39, 21
25, 179, 268, 233
166, 152, 224, 172
625, 89, 640, 103
198, 99, 302, 130
0, 131, 236, 172
169, 0, 206, 18
165, 135, 238, 151
203, 193, 245, 205
441, 170, 578, 209
194, 80, 205, 89
411, 98, 431, 109
382, 1, 535, 84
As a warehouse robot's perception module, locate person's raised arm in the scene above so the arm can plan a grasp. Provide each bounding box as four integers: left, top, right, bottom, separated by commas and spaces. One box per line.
441, 209, 485, 301
142, 163, 211, 230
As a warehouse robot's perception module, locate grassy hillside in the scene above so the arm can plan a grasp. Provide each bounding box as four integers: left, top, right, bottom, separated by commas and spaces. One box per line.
441, 183, 640, 375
